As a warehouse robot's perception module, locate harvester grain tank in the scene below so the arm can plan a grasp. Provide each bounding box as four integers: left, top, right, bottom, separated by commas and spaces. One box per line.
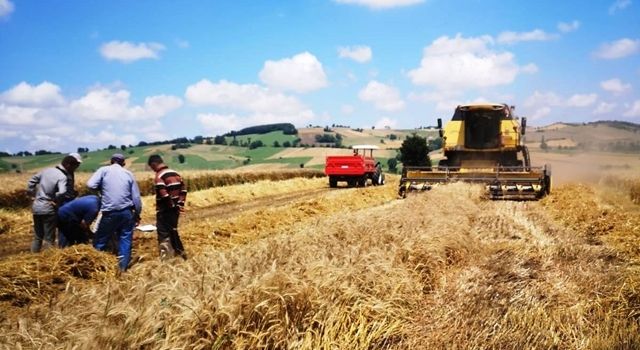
399, 103, 551, 200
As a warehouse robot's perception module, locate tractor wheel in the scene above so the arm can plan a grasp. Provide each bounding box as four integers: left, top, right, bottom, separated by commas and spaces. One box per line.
378, 173, 385, 186
348, 179, 356, 188
358, 177, 367, 187
374, 173, 380, 186
329, 176, 337, 188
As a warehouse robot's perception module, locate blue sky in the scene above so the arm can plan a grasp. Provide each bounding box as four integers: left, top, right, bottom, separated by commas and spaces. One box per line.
0, 0, 639, 152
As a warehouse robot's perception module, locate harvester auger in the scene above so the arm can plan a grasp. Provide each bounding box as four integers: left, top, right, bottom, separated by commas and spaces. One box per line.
399, 103, 551, 200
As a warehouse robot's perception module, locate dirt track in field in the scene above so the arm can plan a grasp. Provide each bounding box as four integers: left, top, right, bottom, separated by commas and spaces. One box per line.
0, 186, 336, 260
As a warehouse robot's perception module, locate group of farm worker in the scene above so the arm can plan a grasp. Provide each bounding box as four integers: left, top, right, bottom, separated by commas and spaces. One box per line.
27, 152, 188, 272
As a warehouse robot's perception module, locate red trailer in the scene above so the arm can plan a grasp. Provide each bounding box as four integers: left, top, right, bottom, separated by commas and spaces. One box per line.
324, 145, 385, 188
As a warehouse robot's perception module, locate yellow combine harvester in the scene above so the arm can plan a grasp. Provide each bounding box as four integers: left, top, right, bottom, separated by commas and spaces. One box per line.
399, 103, 551, 200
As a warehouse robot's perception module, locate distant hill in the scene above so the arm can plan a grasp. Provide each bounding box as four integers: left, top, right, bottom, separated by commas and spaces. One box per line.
2, 121, 638, 173
527, 120, 640, 152
225, 123, 297, 136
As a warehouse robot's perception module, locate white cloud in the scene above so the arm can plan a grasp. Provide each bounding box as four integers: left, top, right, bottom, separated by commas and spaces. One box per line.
75, 130, 137, 147
0, 81, 65, 107
524, 91, 563, 108
593, 102, 617, 114
609, 0, 632, 14
496, 29, 557, 44
197, 113, 242, 135
408, 90, 462, 112
99, 41, 166, 63
0, 104, 56, 126
358, 80, 405, 111
521, 63, 539, 74
374, 117, 398, 129
593, 38, 640, 59
408, 34, 526, 90
531, 107, 551, 120
176, 39, 190, 48
143, 132, 171, 143
338, 46, 372, 63
333, 0, 424, 9
28, 134, 65, 151
259, 52, 328, 93
523, 90, 598, 120
197, 111, 314, 135
142, 95, 184, 118
566, 93, 598, 107
185, 79, 310, 115
624, 100, 640, 117
557, 20, 580, 33
0, 129, 17, 138
186, 79, 316, 134
69, 88, 182, 121
600, 78, 632, 93
0, 0, 14, 18
341, 104, 355, 114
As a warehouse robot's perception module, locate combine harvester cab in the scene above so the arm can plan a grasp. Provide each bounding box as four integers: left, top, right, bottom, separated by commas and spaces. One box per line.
325, 145, 385, 188
399, 103, 551, 200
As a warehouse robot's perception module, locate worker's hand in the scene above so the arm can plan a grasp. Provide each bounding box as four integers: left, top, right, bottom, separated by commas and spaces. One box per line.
178, 206, 186, 214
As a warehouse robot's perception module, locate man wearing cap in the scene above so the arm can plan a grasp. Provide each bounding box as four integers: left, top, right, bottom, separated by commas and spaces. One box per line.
87, 153, 142, 272
27, 153, 82, 252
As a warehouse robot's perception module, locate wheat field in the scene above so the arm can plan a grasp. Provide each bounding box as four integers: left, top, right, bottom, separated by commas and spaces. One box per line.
0, 169, 639, 349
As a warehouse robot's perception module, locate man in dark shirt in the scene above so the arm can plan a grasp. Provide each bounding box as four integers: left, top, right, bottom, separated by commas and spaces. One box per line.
57, 195, 100, 247
147, 155, 188, 260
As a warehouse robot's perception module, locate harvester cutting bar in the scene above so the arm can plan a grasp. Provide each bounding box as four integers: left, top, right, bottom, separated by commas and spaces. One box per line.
399, 165, 551, 200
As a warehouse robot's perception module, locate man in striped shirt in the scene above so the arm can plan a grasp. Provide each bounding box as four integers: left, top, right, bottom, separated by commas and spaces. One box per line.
147, 155, 187, 260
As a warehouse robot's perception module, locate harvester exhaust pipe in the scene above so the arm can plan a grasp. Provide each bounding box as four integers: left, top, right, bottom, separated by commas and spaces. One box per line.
437, 118, 443, 138
521, 117, 527, 135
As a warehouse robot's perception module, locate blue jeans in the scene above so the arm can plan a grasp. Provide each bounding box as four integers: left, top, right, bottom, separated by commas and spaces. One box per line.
93, 209, 134, 271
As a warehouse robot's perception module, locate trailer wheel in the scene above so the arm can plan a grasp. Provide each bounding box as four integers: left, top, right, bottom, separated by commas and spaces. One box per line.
329, 176, 337, 188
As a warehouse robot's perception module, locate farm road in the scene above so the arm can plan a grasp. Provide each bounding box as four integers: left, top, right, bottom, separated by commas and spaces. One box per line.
0, 185, 342, 259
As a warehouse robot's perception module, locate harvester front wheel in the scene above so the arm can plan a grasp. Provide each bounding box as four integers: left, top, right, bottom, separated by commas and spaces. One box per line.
522, 146, 531, 172
543, 165, 552, 196
398, 183, 407, 198
544, 174, 551, 195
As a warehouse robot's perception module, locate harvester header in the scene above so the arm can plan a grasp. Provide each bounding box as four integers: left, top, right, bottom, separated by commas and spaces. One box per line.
399, 103, 551, 200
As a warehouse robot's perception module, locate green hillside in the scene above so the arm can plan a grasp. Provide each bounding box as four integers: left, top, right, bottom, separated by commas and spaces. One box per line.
7, 122, 633, 173
224, 131, 298, 146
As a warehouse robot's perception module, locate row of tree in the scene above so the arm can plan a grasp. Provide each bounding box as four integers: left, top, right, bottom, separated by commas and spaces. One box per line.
1, 150, 62, 157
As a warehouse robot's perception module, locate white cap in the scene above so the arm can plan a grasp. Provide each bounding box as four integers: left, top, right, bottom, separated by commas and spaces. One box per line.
68, 152, 82, 163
